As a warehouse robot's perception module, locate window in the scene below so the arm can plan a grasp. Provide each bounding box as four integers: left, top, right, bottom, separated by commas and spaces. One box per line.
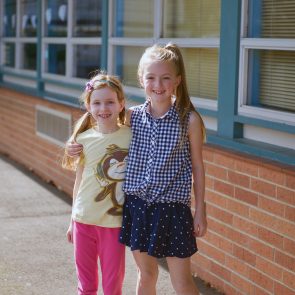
1, 0, 102, 81
239, 0, 295, 123
110, 0, 220, 106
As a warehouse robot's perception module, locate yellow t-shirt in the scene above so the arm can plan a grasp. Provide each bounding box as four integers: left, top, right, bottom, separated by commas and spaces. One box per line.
72, 125, 131, 227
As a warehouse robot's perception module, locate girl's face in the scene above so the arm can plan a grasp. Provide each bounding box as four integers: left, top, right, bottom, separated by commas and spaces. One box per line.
86, 87, 124, 131
140, 60, 181, 103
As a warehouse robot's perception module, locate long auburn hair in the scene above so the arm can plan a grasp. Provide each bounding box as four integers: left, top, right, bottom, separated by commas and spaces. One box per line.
62, 72, 126, 170
137, 43, 206, 141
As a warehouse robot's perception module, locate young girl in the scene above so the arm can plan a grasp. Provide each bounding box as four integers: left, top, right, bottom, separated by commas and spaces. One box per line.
62, 73, 132, 295
67, 44, 207, 295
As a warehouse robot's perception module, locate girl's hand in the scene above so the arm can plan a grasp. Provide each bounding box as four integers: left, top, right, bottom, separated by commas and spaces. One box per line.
66, 142, 83, 157
193, 205, 207, 237
66, 223, 73, 243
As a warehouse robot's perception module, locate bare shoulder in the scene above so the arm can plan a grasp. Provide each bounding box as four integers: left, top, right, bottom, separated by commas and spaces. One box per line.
188, 111, 203, 135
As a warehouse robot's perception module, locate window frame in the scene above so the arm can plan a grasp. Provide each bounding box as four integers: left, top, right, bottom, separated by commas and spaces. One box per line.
238, 0, 295, 127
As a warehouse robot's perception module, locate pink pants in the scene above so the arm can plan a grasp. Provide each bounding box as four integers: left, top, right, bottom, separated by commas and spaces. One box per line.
73, 221, 125, 295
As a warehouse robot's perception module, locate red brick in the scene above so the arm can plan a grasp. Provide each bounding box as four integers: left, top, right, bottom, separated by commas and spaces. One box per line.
235, 187, 258, 206
259, 167, 286, 185
207, 204, 233, 225
203, 148, 214, 162
255, 256, 283, 280
277, 187, 295, 206
231, 272, 252, 294
284, 238, 295, 256
286, 174, 295, 190
226, 198, 249, 218
233, 245, 256, 266
204, 231, 233, 254
258, 227, 284, 250
214, 180, 234, 197
275, 250, 295, 272
205, 162, 227, 180
274, 282, 295, 295
225, 255, 249, 277
211, 261, 231, 281
235, 160, 259, 177
205, 176, 214, 189
206, 190, 227, 208
214, 153, 235, 169
233, 216, 258, 237
251, 178, 276, 198
248, 238, 275, 260
197, 239, 225, 264
228, 171, 250, 188
249, 268, 274, 292
283, 270, 295, 290
258, 196, 285, 218
285, 205, 295, 222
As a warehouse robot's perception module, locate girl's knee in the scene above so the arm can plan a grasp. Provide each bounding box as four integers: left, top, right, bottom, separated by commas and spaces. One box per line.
138, 267, 159, 285
171, 277, 199, 294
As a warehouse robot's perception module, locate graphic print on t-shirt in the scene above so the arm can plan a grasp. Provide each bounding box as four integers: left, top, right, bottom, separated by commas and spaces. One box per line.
95, 144, 128, 216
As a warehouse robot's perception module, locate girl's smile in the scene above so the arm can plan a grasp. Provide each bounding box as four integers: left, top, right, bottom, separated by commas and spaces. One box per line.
141, 61, 181, 103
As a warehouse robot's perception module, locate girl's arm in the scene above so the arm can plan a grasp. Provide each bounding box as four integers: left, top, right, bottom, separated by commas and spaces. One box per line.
188, 112, 207, 237
66, 164, 84, 243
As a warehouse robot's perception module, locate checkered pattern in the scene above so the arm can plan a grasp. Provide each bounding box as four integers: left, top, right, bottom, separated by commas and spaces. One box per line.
123, 101, 192, 206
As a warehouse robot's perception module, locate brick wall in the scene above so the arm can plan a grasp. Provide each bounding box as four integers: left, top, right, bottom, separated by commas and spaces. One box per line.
1, 87, 294, 295
192, 146, 295, 295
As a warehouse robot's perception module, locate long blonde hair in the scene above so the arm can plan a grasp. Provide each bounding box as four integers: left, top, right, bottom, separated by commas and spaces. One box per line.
138, 43, 206, 141
62, 72, 126, 170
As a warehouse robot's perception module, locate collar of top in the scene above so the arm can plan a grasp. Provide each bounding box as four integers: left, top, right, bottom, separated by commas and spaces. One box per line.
143, 99, 178, 121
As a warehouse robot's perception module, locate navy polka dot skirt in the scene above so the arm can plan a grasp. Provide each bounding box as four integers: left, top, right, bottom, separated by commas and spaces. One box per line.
119, 195, 198, 258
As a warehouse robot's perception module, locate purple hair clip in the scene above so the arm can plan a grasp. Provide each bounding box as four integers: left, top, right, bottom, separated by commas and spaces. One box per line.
85, 81, 94, 92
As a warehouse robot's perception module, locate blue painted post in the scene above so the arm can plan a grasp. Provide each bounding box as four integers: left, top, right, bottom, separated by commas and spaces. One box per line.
217, 0, 243, 138
101, 0, 109, 71
37, 0, 44, 94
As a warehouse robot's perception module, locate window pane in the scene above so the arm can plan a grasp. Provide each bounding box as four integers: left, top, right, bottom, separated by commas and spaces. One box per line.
3, 0, 16, 37
182, 48, 219, 100
45, 0, 67, 37
73, 45, 101, 78
249, 0, 295, 38
20, 0, 37, 37
46, 44, 66, 75
163, 0, 220, 38
247, 50, 295, 113
113, 0, 154, 37
73, 0, 102, 37
114, 46, 145, 87
3, 43, 15, 67
21, 43, 37, 70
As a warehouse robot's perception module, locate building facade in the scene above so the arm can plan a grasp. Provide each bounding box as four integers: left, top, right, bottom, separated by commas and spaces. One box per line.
0, 1, 294, 294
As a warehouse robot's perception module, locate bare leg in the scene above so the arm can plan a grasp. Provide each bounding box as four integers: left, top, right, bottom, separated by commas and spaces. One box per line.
132, 250, 159, 295
166, 256, 199, 295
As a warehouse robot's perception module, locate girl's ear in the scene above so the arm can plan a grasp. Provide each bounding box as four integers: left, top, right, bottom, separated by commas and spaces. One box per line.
85, 103, 90, 112
139, 77, 144, 88
175, 75, 181, 87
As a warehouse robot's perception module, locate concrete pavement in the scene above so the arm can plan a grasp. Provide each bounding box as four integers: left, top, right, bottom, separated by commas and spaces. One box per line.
0, 154, 222, 295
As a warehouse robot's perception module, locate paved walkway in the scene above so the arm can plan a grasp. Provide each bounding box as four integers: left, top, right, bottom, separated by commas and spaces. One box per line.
0, 154, 222, 295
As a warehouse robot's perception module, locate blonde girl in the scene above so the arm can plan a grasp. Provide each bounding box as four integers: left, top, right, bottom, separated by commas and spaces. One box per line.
119, 43, 207, 295
63, 73, 131, 295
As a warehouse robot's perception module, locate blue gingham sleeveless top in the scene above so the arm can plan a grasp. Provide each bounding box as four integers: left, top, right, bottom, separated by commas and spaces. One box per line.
123, 101, 192, 206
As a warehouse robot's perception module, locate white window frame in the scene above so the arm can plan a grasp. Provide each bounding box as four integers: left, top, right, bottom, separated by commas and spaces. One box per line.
238, 0, 295, 126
